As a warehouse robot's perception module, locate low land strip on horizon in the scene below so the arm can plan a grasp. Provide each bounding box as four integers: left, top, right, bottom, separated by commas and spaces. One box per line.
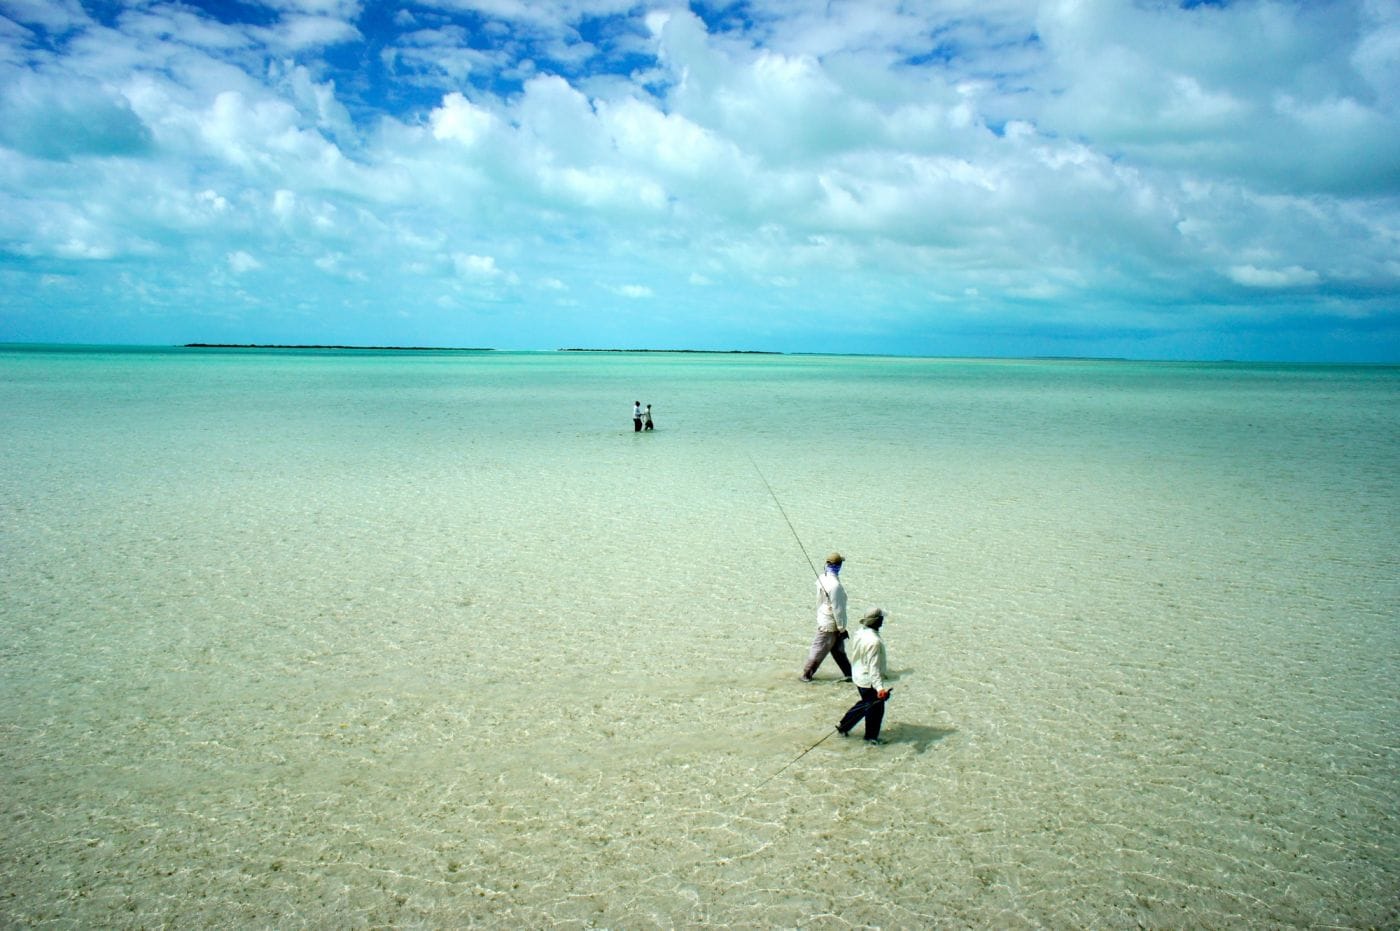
184, 343, 494, 351
184, 344, 783, 354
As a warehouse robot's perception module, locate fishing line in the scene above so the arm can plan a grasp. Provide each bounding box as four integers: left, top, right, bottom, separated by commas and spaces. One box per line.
747, 693, 890, 798
749, 452, 848, 624
746, 454, 889, 797
749, 729, 838, 795
747, 453, 821, 581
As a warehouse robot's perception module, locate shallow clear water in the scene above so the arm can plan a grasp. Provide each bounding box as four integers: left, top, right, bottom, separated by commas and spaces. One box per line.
2, 346, 1397, 927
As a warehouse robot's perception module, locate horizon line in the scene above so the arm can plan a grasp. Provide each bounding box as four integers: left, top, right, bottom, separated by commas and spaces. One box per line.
0, 341, 1396, 366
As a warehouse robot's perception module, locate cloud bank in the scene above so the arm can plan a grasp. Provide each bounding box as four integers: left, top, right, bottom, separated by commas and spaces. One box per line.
0, 0, 1397, 359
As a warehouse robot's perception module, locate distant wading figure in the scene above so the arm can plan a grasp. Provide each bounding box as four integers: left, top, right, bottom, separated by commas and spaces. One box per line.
837, 607, 891, 744
643, 404, 654, 431
800, 552, 852, 682
633, 401, 643, 432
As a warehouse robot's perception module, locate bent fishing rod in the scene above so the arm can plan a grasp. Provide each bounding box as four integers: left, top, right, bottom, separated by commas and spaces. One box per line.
747, 453, 826, 587
748, 454, 820, 577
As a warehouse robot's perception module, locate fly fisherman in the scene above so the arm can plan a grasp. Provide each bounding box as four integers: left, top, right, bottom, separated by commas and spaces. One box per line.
800, 552, 852, 682
836, 607, 891, 744
748, 605, 894, 798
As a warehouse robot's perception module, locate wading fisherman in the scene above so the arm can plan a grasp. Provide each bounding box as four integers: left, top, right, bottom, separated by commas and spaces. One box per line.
633, 401, 643, 432
800, 552, 853, 682
837, 607, 891, 744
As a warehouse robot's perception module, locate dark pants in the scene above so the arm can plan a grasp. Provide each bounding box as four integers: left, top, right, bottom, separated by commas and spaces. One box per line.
633, 418, 642, 432
838, 686, 885, 740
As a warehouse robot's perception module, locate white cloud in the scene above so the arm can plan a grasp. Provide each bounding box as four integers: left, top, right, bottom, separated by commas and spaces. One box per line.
228, 250, 262, 272
276, 63, 354, 138
0, 0, 90, 32
600, 97, 741, 179
118, 6, 252, 52
271, 189, 295, 219
254, 14, 360, 53
430, 92, 498, 146
262, 0, 363, 18
453, 253, 502, 278
199, 189, 230, 212
0, 74, 153, 159
1034, 0, 1399, 195
0, 0, 1395, 359
1227, 265, 1321, 289
1352, 5, 1400, 102
387, 27, 499, 82
545, 164, 668, 211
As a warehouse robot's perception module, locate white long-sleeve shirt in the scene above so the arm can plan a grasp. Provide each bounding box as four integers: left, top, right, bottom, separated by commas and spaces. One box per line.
815, 570, 847, 633
848, 626, 888, 690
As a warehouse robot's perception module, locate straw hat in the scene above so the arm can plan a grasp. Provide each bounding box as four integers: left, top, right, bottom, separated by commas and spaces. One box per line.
825, 552, 844, 566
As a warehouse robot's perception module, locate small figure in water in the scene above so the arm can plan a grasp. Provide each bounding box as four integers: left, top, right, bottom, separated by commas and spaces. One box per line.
836, 607, 891, 745
633, 400, 643, 433
643, 404, 654, 431
800, 552, 852, 682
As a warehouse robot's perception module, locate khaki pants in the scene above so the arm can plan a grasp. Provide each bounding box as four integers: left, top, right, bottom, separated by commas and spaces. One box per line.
801, 629, 851, 680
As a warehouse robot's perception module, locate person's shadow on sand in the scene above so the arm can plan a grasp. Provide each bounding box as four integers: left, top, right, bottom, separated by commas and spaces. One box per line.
879, 722, 956, 753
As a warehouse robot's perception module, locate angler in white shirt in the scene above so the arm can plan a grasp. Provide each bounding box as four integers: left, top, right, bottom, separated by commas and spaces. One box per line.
836, 607, 891, 744
800, 552, 853, 682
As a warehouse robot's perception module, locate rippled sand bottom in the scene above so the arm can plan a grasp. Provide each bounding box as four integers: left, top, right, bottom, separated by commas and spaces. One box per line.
3, 358, 1397, 928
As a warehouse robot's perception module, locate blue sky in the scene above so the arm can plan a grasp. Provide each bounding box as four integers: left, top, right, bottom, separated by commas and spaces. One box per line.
1, 0, 1397, 360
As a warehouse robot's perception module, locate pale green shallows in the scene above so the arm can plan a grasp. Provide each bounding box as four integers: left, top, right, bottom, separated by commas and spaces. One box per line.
2, 345, 1397, 927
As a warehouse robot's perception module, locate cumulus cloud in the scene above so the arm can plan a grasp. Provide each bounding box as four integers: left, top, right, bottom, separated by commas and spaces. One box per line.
0, 0, 1395, 359
1034, 0, 1400, 196
430, 92, 497, 145
0, 75, 153, 159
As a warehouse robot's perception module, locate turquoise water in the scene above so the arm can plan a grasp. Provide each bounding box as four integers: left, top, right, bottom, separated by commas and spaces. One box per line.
2, 345, 1397, 927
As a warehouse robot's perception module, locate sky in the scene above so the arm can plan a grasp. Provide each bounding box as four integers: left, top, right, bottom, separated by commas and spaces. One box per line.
0, 0, 1397, 360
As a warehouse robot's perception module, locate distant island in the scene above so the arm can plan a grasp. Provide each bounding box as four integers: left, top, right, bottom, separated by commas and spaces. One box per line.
558, 348, 782, 355
184, 343, 494, 351
183, 344, 785, 355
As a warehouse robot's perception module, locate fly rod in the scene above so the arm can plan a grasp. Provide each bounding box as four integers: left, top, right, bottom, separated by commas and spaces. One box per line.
745, 454, 870, 798
749, 453, 843, 624
748, 453, 821, 581
750, 729, 838, 794
747, 691, 892, 798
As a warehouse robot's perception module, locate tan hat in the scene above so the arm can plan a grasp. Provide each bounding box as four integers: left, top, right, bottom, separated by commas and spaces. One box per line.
860, 607, 886, 626
825, 552, 844, 566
